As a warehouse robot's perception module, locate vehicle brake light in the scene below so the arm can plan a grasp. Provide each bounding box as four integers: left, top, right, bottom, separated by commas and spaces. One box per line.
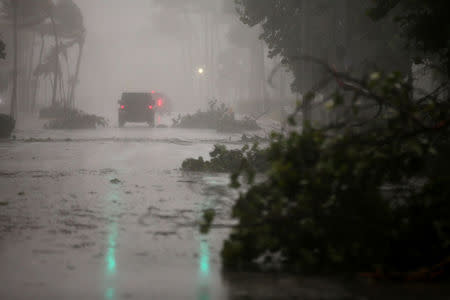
151, 91, 155, 94
148, 105, 153, 109
157, 98, 163, 107
120, 105, 125, 109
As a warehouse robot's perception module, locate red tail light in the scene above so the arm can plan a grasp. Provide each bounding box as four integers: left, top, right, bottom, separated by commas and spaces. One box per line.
120, 105, 125, 109
157, 98, 163, 107
148, 105, 153, 109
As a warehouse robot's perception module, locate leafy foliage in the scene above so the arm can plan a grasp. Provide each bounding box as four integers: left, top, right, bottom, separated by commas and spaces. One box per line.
172, 100, 260, 132
0, 38, 5, 59
200, 209, 216, 234
0, 0, 51, 28
188, 0, 450, 279
216, 69, 450, 276
0, 113, 15, 138
368, 0, 450, 72
44, 108, 108, 129
181, 144, 268, 174
39, 103, 68, 119
235, 0, 410, 92
53, 0, 85, 37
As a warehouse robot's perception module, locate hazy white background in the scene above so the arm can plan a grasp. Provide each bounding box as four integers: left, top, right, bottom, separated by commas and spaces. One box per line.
74, 0, 191, 119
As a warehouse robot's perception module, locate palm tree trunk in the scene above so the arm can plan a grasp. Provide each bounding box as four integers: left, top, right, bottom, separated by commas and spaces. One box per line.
10, 0, 18, 119
68, 35, 85, 108
25, 32, 36, 112
50, 8, 59, 107
31, 34, 45, 111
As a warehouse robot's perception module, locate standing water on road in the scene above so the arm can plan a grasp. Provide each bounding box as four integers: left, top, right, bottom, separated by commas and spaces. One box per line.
1, 125, 448, 299
0, 124, 235, 299
1, 0, 449, 299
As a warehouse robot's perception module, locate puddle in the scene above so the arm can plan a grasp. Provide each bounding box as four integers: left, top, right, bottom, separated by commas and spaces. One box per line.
0, 127, 446, 299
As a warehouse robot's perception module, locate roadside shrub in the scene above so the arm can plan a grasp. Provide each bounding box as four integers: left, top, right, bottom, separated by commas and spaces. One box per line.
181, 144, 269, 174
199, 71, 450, 279
39, 103, 67, 119
45, 109, 108, 129
0, 113, 15, 138
223, 126, 450, 274
172, 99, 260, 132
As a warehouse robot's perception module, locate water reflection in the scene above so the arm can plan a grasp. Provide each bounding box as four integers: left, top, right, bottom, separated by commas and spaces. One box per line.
196, 176, 225, 300
199, 239, 210, 279
105, 287, 115, 300
104, 184, 120, 300
106, 222, 118, 277
197, 237, 211, 300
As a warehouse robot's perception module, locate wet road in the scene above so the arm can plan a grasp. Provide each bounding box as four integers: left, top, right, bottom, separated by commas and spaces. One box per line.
0, 119, 448, 300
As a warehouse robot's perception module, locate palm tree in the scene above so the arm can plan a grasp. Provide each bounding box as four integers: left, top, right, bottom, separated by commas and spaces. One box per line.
24, 0, 85, 111
54, 0, 85, 108
30, 33, 45, 111
41, 0, 85, 108
0, 0, 53, 116
48, 3, 59, 107
68, 32, 84, 108
9, 0, 17, 118
1, 0, 85, 116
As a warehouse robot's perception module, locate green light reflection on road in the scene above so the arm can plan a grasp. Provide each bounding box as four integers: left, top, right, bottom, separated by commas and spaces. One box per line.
199, 239, 210, 279
104, 187, 120, 300
105, 287, 115, 300
106, 221, 118, 277
197, 237, 211, 300
197, 178, 219, 300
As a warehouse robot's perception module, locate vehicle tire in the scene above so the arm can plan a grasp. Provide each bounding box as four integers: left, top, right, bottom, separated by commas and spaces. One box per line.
147, 121, 155, 128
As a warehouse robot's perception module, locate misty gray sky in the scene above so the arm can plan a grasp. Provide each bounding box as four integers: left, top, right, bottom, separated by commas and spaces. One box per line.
74, 0, 188, 117
68, 0, 291, 120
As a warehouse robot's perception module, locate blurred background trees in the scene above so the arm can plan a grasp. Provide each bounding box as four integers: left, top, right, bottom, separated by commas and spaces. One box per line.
150, 0, 272, 112
0, 0, 85, 119
197, 0, 450, 278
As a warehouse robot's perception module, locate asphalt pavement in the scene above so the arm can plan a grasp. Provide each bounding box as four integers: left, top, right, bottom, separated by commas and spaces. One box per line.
0, 117, 448, 300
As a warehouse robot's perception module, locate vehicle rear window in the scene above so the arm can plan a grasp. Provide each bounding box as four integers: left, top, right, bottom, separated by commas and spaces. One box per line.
121, 93, 152, 105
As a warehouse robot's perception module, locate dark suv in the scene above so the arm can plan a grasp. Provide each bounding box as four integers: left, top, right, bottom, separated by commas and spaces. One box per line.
118, 92, 155, 127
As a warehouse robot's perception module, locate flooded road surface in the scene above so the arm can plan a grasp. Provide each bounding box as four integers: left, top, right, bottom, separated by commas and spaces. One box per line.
0, 122, 448, 299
